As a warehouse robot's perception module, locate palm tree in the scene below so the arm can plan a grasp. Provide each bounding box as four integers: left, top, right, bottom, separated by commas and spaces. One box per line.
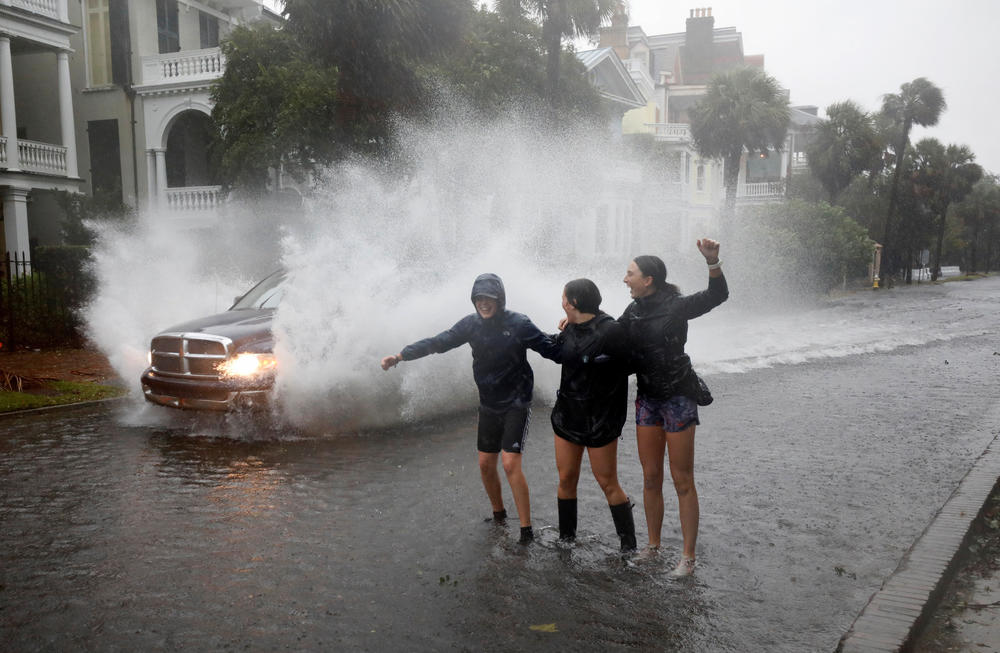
689, 67, 790, 218
807, 100, 881, 203
955, 176, 1000, 274
879, 77, 946, 275
911, 138, 982, 280
503, 0, 617, 101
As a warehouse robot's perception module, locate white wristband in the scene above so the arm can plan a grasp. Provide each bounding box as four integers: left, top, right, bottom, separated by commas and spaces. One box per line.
707, 260, 722, 270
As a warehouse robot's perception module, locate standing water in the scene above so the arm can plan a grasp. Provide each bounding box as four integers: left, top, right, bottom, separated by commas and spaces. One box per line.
14, 109, 993, 650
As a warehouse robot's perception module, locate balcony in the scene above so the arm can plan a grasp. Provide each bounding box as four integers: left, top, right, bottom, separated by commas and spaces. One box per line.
647, 123, 692, 143
139, 47, 225, 87
737, 181, 785, 201
1, 0, 67, 21
165, 186, 223, 212
0, 136, 68, 176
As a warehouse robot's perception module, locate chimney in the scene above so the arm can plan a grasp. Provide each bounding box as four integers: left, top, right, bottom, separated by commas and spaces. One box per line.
684, 8, 715, 80
598, 0, 631, 61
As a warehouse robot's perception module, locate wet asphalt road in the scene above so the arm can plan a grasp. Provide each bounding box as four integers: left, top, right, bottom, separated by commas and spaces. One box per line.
3, 282, 1000, 652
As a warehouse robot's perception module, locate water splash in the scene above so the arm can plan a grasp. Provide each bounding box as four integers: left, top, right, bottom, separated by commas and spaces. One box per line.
80, 106, 994, 435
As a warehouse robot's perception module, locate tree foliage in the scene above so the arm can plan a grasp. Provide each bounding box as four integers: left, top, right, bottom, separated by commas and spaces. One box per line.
955, 175, 1000, 273
910, 138, 982, 279
806, 100, 881, 203
739, 200, 874, 292
435, 6, 602, 117
503, 0, 617, 100
210, 24, 341, 192
878, 77, 946, 270
689, 67, 790, 215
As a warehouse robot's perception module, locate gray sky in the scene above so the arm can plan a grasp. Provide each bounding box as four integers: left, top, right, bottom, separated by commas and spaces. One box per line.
620, 0, 1000, 174
263, 0, 998, 174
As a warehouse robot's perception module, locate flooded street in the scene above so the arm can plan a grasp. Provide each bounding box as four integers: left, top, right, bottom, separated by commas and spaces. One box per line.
3, 279, 1000, 651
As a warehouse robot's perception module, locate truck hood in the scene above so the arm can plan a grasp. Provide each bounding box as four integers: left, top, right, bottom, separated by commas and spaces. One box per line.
158, 309, 275, 353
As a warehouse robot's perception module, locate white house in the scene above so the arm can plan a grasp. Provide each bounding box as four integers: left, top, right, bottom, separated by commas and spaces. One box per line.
600, 6, 818, 234
67, 0, 278, 227
0, 0, 81, 257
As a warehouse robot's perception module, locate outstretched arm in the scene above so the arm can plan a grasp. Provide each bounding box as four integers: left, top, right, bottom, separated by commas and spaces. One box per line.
379, 317, 473, 371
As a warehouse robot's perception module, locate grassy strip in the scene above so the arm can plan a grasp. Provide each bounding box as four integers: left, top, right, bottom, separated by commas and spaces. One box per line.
0, 380, 127, 413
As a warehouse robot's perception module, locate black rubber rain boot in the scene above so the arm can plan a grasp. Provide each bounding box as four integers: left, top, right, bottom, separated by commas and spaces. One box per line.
519, 526, 534, 545
609, 500, 637, 553
558, 498, 578, 541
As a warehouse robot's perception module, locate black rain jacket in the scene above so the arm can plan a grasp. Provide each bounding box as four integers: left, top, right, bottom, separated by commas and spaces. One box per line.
618, 274, 729, 401
400, 274, 559, 411
549, 312, 629, 447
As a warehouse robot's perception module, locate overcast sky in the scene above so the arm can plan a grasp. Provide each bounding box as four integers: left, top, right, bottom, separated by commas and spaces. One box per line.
262, 1, 998, 174
617, 0, 1000, 174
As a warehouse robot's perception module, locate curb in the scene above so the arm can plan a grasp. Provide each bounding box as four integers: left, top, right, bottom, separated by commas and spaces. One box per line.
0, 395, 130, 419
837, 435, 1000, 652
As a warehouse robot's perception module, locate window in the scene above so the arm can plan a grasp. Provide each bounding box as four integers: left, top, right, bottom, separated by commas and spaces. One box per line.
85, 0, 112, 86
199, 11, 219, 49
156, 0, 179, 54
696, 164, 705, 191
685, 153, 691, 184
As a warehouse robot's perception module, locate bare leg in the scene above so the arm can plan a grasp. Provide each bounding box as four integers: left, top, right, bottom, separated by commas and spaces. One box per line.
478, 451, 504, 514
501, 451, 531, 528
554, 435, 584, 499
666, 424, 698, 559
586, 438, 628, 506
636, 425, 667, 548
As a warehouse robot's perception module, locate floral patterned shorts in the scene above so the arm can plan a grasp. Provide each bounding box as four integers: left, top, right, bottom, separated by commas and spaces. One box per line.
635, 395, 700, 432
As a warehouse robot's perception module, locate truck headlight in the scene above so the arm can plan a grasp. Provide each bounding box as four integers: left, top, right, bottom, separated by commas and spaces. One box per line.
218, 353, 277, 378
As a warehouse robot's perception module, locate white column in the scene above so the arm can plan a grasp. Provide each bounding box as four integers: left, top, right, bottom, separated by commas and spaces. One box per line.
0, 36, 19, 170
3, 187, 31, 266
146, 149, 157, 211
57, 50, 78, 178
154, 148, 168, 209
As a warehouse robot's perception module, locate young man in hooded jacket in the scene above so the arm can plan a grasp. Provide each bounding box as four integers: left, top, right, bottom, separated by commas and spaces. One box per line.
380, 273, 559, 544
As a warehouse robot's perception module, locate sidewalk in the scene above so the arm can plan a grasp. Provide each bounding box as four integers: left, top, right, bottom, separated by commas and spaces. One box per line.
839, 436, 1000, 652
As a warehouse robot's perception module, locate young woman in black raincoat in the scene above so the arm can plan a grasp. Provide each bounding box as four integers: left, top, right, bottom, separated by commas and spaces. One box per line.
619, 239, 728, 576
549, 278, 636, 552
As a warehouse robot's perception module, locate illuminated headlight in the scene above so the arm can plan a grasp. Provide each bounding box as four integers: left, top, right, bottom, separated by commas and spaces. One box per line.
218, 353, 277, 378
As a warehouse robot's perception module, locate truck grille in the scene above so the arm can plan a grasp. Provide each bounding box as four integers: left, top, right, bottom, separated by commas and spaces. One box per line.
150, 333, 231, 379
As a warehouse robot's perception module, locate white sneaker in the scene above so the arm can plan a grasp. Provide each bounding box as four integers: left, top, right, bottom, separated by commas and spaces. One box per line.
670, 556, 696, 577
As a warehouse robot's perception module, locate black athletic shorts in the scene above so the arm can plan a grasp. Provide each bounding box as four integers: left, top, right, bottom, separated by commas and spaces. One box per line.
477, 405, 531, 454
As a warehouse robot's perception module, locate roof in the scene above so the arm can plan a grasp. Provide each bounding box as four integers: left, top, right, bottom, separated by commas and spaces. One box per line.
576, 47, 647, 110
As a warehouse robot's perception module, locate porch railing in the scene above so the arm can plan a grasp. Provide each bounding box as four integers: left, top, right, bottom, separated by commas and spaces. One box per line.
647, 123, 692, 142
4, 0, 65, 21
0, 136, 69, 176
738, 181, 785, 199
165, 186, 223, 211
19, 139, 67, 175
140, 47, 225, 86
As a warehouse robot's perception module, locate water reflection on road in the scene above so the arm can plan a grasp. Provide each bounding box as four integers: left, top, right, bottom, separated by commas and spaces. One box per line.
3, 280, 1000, 651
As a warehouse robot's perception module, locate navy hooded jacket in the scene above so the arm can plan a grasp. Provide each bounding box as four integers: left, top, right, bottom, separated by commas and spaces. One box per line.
400, 274, 559, 411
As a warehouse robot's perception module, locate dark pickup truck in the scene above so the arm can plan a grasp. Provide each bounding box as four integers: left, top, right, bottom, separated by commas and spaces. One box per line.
140, 270, 284, 411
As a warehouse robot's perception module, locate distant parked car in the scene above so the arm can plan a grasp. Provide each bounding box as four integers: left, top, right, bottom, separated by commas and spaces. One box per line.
140, 270, 283, 411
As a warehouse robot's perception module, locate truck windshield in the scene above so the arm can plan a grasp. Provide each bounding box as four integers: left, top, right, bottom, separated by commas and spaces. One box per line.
231, 270, 285, 310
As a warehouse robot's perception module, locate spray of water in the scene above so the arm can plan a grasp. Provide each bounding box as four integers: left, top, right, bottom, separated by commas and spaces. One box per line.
82, 103, 982, 435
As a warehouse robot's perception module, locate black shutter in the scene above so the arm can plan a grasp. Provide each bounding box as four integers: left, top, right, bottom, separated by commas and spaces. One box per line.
109, 0, 130, 86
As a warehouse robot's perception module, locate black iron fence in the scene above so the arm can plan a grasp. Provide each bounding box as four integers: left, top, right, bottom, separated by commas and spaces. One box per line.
1, 249, 92, 350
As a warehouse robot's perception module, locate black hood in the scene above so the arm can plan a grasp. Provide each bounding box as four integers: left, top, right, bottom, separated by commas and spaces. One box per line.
470, 273, 506, 312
